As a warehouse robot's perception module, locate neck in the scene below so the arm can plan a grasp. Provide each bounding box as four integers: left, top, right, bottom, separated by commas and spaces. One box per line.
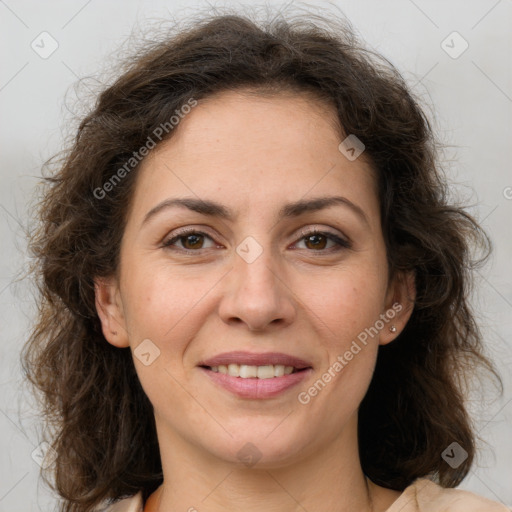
149, 413, 390, 512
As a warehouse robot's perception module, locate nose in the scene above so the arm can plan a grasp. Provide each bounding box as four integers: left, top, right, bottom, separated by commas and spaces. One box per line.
217, 241, 296, 332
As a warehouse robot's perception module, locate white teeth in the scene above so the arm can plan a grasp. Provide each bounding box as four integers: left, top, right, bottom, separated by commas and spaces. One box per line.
228, 363, 239, 377
274, 364, 285, 377
209, 364, 297, 378
240, 365, 258, 378
256, 365, 274, 379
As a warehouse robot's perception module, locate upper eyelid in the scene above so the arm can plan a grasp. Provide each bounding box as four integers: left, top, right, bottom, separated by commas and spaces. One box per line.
163, 226, 350, 248
295, 226, 348, 240
163, 227, 222, 245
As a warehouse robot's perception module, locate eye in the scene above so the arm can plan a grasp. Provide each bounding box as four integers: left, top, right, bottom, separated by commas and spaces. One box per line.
162, 227, 351, 253
293, 229, 351, 252
162, 229, 218, 251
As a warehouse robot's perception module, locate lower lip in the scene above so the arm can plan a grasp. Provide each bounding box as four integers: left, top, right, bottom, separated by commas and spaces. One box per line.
199, 367, 313, 399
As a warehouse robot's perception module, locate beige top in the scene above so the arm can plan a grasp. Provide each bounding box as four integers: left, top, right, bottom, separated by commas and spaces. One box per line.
101, 477, 512, 512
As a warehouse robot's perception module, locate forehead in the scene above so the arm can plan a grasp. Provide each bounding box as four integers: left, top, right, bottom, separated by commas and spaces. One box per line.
128, 89, 379, 227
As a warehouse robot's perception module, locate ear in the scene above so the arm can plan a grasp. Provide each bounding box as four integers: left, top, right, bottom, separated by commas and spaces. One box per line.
379, 269, 416, 346
94, 276, 130, 348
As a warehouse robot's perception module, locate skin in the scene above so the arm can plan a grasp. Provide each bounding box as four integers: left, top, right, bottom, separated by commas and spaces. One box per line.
95, 89, 415, 512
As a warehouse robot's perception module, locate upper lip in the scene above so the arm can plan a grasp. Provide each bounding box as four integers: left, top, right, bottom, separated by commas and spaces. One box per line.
198, 351, 313, 369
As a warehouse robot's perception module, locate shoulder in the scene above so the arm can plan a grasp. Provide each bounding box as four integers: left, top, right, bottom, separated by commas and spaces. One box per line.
96, 491, 144, 512
94, 483, 512, 512
386, 477, 511, 512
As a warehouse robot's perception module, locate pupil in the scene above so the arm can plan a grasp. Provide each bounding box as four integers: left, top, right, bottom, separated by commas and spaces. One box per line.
185, 234, 202, 249
307, 234, 326, 249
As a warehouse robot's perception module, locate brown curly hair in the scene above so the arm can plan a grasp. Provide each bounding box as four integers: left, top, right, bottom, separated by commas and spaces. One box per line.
21, 5, 503, 511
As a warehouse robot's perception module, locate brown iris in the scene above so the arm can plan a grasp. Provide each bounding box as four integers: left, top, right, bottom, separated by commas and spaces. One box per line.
181, 233, 205, 250
303, 233, 328, 250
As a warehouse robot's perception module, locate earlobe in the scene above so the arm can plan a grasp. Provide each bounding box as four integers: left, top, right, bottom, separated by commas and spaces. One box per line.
94, 276, 130, 348
380, 270, 416, 346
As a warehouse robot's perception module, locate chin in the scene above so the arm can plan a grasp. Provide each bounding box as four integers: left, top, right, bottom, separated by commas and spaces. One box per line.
201, 427, 312, 469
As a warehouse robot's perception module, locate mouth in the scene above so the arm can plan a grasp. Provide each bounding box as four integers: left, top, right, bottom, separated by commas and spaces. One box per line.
197, 351, 313, 398
197, 351, 313, 373
199, 364, 311, 379
198, 362, 313, 399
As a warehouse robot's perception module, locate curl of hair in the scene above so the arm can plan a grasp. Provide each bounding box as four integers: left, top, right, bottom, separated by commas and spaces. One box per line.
21, 6, 502, 511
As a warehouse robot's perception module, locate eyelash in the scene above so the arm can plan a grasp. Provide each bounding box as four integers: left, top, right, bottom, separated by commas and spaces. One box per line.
162, 227, 352, 254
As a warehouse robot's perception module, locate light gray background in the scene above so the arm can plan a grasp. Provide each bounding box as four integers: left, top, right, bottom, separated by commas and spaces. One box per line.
1, 0, 511, 510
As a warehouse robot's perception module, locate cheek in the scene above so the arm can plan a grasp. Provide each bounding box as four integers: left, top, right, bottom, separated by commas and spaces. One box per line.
120, 261, 195, 350
298, 265, 387, 346
295, 264, 386, 398
120, 266, 208, 411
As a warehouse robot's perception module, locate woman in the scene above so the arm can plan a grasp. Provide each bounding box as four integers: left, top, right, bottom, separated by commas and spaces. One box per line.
21, 7, 510, 512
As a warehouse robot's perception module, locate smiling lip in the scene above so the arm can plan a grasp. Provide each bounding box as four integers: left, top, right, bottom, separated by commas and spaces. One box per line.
197, 351, 313, 400
197, 351, 313, 369
199, 366, 313, 399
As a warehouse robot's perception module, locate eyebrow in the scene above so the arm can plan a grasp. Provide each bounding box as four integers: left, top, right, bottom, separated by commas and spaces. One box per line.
142, 195, 370, 228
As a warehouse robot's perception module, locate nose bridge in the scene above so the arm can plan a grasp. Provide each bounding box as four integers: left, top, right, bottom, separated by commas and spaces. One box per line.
218, 233, 295, 330
236, 237, 278, 291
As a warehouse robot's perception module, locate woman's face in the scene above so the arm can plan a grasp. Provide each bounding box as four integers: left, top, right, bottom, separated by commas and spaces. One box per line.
96, 89, 414, 468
